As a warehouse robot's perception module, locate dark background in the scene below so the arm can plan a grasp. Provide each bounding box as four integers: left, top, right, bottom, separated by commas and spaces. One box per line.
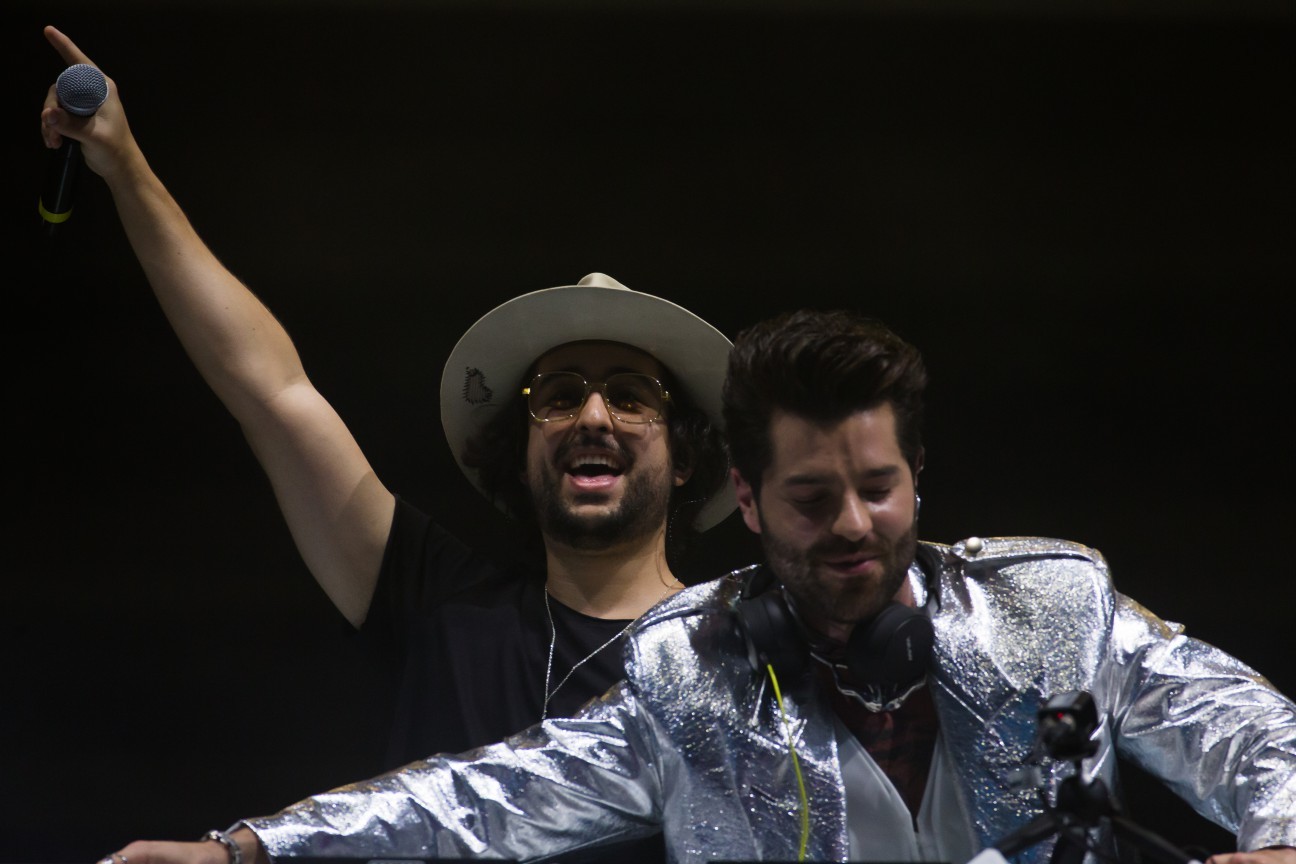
7, 1, 1294, 860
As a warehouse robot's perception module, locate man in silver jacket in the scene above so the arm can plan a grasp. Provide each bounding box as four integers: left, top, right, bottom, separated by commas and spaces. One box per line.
119, 311, 1295, 864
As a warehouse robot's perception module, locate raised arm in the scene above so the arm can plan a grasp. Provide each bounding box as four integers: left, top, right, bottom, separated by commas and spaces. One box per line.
40, 26, 394, 627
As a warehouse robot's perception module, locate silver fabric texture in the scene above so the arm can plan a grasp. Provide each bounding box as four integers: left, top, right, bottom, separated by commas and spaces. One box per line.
244, 537, 1296, 862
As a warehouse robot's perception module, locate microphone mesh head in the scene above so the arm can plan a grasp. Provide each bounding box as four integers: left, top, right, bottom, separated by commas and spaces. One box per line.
56, 64, 109, 117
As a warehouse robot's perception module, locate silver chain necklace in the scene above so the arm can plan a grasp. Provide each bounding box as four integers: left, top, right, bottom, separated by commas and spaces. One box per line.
541, 584, 675, 721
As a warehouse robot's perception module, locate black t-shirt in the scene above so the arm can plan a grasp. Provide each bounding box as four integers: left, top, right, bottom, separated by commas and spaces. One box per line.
362, 497, 664, 862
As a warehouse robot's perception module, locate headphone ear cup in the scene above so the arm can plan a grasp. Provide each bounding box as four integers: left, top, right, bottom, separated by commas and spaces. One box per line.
845, 601, 933, 688
736, 592, 809, 681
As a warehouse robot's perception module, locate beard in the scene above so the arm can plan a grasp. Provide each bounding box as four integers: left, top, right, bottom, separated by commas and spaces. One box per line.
759, 512, 918, 643
528, 439, 673, 551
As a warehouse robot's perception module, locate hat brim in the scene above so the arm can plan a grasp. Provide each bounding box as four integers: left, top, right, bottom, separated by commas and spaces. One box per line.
440, 283, 736, 531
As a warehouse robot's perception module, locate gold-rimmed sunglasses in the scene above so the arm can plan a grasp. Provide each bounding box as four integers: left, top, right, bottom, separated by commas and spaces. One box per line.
522, 371, 671, 424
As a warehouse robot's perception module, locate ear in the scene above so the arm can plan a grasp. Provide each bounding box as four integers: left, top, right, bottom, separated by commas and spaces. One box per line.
731, 467, 762, 535
673, 463, 694, 487
668, 431, 694, 487
911, 446, 925, 487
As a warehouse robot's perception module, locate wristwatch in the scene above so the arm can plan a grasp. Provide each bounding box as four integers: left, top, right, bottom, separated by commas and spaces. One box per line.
198, 829, 243, 864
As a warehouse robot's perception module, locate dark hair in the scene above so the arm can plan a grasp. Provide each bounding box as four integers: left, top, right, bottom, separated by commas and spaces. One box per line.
460, 364, 728, 573
460, 392, 533, 530
722, 309, 927, 494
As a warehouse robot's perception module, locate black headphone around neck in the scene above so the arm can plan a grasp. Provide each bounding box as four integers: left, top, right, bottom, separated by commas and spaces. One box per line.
734, 567, 934, 691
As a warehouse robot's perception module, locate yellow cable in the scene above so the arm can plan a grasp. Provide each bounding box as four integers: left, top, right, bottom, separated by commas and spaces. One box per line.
38, 200, 72, 223
766, 663, 810, 862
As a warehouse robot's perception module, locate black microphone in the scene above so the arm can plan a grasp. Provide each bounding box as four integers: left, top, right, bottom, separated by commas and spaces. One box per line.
39, 63, 109, 231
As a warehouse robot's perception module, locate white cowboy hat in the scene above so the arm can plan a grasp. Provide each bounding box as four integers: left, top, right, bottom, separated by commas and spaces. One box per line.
440, 272, 736, 530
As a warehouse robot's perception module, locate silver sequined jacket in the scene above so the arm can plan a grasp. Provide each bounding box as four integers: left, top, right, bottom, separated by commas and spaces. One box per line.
245, 537, 1296, 862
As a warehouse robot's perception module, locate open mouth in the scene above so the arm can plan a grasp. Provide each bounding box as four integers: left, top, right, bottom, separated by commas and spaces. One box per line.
561, 451, 629, 492
566, 454, 626, 478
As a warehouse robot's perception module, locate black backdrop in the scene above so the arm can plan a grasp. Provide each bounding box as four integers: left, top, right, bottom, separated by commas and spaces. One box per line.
7, 2, 1294, 861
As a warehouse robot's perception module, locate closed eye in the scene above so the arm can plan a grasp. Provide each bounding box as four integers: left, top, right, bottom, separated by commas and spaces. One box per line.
786, 493, 833, 517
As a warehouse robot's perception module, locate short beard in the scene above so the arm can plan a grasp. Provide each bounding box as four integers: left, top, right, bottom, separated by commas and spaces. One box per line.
760, 514, 918, 642
530, 460, 672, 551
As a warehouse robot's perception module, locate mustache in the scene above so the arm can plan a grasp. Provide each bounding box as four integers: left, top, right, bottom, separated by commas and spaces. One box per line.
553, 432, 633, 468
809, 535, 890, 560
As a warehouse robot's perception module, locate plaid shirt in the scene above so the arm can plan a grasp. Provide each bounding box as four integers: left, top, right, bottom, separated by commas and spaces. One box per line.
816, 664, 940, 825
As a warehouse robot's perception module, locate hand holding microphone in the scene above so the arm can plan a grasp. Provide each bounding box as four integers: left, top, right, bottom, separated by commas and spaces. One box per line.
40, 26, 144, 235
39, 61, 108, 228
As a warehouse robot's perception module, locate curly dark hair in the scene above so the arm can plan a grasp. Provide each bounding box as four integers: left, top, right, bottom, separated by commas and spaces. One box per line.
460, 362, 728, 573
722, 309, 927, 496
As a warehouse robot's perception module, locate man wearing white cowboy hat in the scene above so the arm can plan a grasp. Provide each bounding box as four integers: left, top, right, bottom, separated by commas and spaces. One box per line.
37, 25, 734, 792
382, 272, 733, 766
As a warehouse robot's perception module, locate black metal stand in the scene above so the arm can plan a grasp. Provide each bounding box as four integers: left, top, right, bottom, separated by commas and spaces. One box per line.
992, 764, 1200, 864
992, 693, 1200, 864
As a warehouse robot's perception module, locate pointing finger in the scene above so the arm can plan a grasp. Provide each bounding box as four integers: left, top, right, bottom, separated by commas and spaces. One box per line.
43, 25, 96, 69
